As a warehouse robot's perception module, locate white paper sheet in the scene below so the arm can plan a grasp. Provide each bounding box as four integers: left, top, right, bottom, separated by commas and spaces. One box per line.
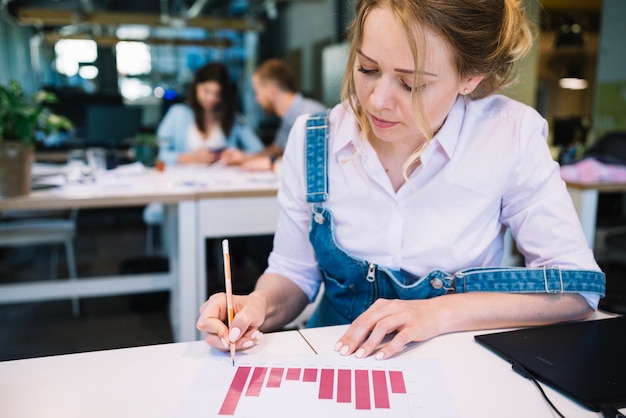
175, 353, 459, 417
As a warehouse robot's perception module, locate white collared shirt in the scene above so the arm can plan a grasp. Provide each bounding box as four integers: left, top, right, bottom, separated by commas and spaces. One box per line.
266, 95, 600, 308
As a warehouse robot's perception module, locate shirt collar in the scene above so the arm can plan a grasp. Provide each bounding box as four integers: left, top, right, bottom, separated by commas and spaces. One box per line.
419, 95, 467, 165
331, 103, 361, 156
329, 96, 468, 161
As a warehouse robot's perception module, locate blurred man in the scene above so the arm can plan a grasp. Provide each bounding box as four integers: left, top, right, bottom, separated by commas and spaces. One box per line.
222, 58, 326, 170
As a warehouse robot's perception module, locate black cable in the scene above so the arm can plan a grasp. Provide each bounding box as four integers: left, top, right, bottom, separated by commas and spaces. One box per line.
600, 405, 626, 418
512, 363, 566, 418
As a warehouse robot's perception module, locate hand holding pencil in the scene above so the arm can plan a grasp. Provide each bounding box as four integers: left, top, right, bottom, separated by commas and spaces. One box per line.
222, 239, 236, 366
195, 240, 266, 357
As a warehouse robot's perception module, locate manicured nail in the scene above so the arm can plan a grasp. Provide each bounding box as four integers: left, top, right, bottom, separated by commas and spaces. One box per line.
229, 327, 241, 342
242, 340, 255, 348
221, 338, 229, 349
251, 330, 263, 340
334, 341, 343, 352
339, 345, 349, 356
375, 351, 385, 360
355, 348, 365, 358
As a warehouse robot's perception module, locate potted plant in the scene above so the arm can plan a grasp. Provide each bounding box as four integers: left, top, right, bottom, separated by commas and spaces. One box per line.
0, 80, 73, 197
130, 133, 160, 168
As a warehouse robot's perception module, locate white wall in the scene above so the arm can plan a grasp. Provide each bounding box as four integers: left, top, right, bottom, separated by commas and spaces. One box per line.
284, 0, 337, 94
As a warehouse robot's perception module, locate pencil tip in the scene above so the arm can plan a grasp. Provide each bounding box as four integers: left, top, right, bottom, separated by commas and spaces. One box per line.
232, 359, 235, 367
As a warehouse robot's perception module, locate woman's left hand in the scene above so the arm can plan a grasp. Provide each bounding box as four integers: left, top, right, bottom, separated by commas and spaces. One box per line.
334, 298, 446, 360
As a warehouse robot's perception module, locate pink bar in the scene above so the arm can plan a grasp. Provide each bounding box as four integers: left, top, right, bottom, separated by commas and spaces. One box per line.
286, 368, 301, 381
354, 370, 371, 410
389, 370, 407, 394
372, 370, 390, 408
218, 366, 252, 415
266, 368, 284, 388
336, 369, 351, 403
318, 369, 334, 400
302, 368, 318, 382
245, 367, 268, 397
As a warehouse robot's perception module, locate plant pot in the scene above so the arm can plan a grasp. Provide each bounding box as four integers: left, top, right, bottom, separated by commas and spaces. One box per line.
133, 143, 159, 168
0, 141, 34, 197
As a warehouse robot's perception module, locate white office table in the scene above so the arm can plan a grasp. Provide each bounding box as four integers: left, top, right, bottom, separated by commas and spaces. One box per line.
0, 165, 279, 342
300, 311, 622, 418
0, 313, 620, 418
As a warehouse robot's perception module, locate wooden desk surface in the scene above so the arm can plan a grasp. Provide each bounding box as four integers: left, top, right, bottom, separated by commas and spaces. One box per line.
566, 180, 626, 192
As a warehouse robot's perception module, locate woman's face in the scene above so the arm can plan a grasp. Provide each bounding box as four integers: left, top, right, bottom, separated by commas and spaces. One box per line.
196, 80, 222, 112
354, 7, 465, 147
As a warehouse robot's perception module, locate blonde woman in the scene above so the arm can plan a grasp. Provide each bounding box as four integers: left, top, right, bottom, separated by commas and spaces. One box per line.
197, 0, 605, 360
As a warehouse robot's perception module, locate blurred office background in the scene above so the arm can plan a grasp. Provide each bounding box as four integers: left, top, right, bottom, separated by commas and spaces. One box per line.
1, 0, 625, 361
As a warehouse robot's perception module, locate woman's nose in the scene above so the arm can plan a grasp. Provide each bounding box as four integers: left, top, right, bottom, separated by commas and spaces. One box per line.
369, 78, 395, 111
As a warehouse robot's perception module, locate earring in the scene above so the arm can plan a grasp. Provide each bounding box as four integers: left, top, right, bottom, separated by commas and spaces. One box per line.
463, 88, 469, 94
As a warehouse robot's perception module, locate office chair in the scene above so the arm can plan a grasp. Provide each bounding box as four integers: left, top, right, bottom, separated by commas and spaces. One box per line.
0, 209, 80, 316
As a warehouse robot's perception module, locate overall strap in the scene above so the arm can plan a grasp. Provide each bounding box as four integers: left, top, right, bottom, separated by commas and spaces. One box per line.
430, 266, 605, 296
305, 111, 330, 203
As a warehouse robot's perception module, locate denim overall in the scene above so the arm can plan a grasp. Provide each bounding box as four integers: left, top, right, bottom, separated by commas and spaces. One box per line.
304, 111, 606, 328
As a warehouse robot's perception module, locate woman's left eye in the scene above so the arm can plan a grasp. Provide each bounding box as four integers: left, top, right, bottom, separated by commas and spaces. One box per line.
400, 80, 427, 93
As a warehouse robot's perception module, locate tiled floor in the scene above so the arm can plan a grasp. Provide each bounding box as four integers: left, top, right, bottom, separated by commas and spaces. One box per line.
0, 207, 271, 362
0, 207, 174, 361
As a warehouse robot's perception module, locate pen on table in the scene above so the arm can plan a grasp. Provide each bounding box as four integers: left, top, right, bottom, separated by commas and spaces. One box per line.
222, 239, 236, 366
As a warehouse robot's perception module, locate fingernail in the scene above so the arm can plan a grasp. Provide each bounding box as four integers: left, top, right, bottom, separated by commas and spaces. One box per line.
334, 341, 343, 352
229, 327, 241, 342
355, 348, 365, 358
242, 340, 255, 348
251, 330, 263, 340
375, 351, 385, 360
339, 345, 349, 356
221, 338, 229, 349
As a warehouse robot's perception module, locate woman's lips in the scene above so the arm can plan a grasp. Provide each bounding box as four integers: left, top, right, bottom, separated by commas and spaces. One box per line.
370, 114, 398, 129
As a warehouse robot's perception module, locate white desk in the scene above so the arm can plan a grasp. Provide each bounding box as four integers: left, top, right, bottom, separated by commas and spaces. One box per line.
0, 313, 620, 418
0, 330, 311, 418
0, 165, 279, 342
300, 311, 622, 418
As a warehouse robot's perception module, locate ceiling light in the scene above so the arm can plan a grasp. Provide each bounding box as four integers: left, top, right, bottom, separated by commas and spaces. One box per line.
559, 64, 588, 90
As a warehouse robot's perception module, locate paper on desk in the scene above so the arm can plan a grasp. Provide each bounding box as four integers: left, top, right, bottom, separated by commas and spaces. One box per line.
174, 353, 459, 418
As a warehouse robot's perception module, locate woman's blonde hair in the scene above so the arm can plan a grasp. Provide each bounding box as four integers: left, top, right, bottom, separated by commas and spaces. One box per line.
341, 0, 534, 178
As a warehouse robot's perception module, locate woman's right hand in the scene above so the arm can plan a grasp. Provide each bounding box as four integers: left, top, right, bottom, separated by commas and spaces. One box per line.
220, 148, 246, 166
196, 291, 267, 351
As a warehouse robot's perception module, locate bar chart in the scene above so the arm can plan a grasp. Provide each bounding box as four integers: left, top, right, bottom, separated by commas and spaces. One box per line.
201, 355, 459, 417
219, 366, 408, 415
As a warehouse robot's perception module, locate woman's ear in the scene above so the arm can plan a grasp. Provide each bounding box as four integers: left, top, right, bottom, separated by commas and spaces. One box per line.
459, 75, 485, 95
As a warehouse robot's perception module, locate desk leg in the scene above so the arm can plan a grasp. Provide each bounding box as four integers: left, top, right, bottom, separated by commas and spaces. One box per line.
168, 200, 198, 342
567, 187, 599, 250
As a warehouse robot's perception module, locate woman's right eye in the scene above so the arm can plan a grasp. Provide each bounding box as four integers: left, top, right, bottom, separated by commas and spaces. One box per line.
357, 65, 377, 75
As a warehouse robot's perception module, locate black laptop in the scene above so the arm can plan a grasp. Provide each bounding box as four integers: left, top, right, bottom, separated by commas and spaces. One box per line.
475, 316, 626, 413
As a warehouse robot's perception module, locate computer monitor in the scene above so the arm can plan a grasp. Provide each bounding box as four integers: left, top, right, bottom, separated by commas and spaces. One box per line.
84, 104, 142, 148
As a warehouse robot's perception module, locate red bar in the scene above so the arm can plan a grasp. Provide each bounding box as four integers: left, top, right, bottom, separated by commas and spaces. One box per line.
266, 368, 284, 388
218, 366, 252, 415
245, 367, 268, 397
318, 369, 334, 399
302, 368, 318, 382
372, 370, 390, 408
286, 368, 301, 381
354, 370, 371, 410
389, 370, 407, 394
336, 369, 351, 403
